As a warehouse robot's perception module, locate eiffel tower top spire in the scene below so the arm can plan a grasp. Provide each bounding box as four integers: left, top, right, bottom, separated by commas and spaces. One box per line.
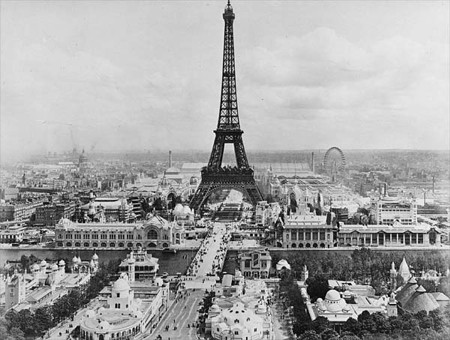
217, 0, 239, 131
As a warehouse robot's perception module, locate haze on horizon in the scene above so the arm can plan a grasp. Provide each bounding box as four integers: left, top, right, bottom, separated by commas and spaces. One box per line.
1, 0, 449, 163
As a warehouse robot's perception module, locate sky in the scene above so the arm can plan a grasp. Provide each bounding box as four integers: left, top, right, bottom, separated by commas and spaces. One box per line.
1, 0, 449, 161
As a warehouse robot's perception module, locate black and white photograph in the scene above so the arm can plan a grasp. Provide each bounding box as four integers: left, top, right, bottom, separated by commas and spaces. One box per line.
0, 1, 449, 339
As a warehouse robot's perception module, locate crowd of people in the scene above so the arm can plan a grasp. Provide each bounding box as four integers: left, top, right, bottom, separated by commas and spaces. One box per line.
186, 223, 231, 277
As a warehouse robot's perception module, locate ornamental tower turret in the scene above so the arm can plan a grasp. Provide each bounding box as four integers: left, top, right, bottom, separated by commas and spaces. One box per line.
390, 261, 398, 291
127, 251, 136, 283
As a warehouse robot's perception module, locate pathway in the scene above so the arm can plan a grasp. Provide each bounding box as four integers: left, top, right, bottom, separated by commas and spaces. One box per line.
186, 223, 230, 277
144, 289, 204, 340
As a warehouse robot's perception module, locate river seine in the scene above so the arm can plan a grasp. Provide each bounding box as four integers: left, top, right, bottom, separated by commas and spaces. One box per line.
0, 248, 198, 275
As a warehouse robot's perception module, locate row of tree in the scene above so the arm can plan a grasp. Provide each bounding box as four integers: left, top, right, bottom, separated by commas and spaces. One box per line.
298, 307, 450, 340
198, 290, 216, 334
271, 248, 450, 296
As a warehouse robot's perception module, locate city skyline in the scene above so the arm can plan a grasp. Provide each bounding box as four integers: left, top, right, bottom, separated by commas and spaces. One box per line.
1, 0, 449, 162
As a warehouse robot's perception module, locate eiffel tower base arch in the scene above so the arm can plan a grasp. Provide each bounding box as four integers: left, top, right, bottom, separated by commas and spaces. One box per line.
189, 168, 262, 211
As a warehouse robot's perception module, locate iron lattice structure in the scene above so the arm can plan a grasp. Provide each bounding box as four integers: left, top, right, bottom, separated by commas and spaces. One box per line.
190, 1, 263, 211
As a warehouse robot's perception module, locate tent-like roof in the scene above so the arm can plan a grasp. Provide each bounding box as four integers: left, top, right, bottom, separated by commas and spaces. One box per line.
402, 286, 440, 314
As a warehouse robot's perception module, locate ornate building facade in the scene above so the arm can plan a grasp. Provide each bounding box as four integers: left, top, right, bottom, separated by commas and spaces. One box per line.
55, 215, 185, 249
239, 249, 272, 279
80, 273, 168, 340
281, 215, 335, 249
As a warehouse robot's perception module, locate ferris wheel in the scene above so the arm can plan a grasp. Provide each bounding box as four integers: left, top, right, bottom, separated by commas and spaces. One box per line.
323, 147, 346, 177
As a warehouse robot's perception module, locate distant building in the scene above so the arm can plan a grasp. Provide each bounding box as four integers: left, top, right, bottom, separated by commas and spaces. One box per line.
396, 278, 441, 314
0, 224, 26, 244
34, 201, 76, 226
373, 198, 417, 225
75, 197, 133, 223
337, 224, 443, 247
207, 277, 272, 340
55, 215, 185, 249
5, 271, 26, 310
239, 249, 272, 279
213, 273, 244, 298
0, 199, 45, 222
80, 273, 168, 340
5, 256, 94, 311
0, 187, 19, 201
392, 257, 449, 314
118, 249, 159, 281
255, 201, 281, 226
281, 215, 335, 249
172, 203, 194, 225
306, 288, 395, 329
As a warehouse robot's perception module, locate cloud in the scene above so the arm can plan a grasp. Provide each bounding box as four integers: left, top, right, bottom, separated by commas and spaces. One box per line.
0, 37, 208, 157
1, 7, 448, 159
237, 27, 449, 149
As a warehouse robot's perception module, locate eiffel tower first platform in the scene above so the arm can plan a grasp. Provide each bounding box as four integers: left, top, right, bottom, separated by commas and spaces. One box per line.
190, 1, 263, 211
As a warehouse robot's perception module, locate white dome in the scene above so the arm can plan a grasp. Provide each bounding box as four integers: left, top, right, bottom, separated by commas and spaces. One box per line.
325, 289, 341, 302
326, 300, 343, 313
173, 204, 184, 216
72, 256, 78, 263
221, 302, 263, 331
113, 278, 130, 292
276, 259, 291, 271
92, 253, 99, 260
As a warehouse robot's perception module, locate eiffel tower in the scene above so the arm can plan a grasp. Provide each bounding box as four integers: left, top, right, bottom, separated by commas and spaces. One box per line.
190, 1, 263, 211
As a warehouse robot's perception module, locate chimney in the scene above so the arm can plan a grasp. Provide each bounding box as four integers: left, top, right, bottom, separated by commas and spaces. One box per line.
311, 152, 315, 174
169, 150, 172, 168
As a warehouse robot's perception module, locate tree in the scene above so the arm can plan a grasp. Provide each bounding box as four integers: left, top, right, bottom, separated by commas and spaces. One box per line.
16, 309, 34, 336
299, 330, 321, 340
33, 306, 54, 336
306, 275, 329, 302
372, 312, 391, 333
358, 311, 377, 334
339, 332, 361, 340
320, 328, 339, 340
342, 318, 361, 335
429, 309, 445, 331
312, 316, 330, 334
414, 310, 434, 329
293, 320, 311, 336
437, 276, 450, 297
8, 327, 25, 340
